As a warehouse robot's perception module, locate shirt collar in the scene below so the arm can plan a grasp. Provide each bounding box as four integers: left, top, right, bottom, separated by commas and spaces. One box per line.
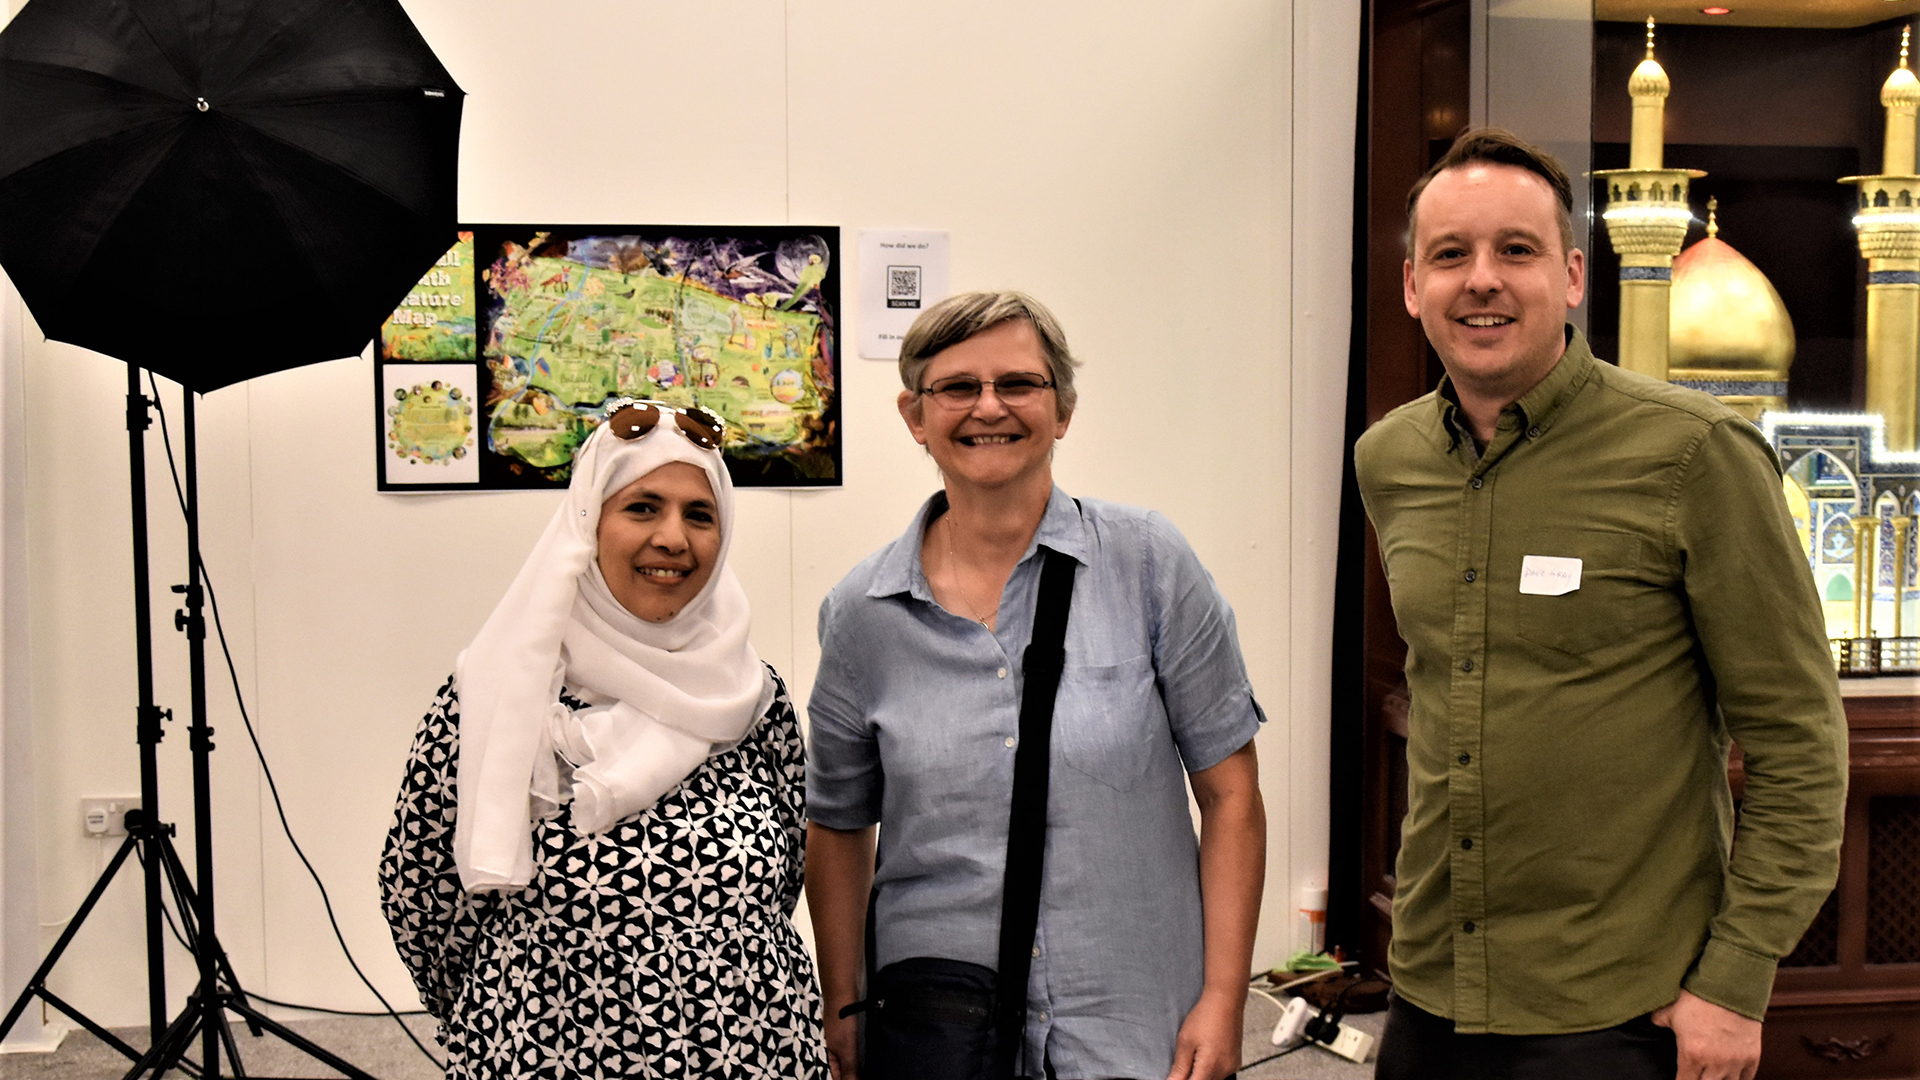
1434, 324, 1596, 449
866, 485, 1089, 600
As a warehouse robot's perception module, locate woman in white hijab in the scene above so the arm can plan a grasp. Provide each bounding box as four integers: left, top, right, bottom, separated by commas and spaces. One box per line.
380, 400, 828, 1079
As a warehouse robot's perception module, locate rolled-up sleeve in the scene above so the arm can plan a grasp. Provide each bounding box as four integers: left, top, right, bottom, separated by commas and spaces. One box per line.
807, 590, 883, 829
1140, 512, 1266, 774
1674, 419, 1849, 1020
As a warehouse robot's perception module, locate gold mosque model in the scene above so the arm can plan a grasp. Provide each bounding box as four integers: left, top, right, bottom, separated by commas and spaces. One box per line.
1599, 21, 1920, 672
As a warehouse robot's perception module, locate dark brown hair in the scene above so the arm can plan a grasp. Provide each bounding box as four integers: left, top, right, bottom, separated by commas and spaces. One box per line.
1405, 128, 1576, 257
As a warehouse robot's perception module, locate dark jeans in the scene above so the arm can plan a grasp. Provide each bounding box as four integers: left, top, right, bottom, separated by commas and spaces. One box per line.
1376, 996, 1677, 1080
1023, 1056, 1234, 1080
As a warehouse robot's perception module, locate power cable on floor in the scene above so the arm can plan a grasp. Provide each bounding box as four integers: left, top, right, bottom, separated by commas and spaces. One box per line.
237, 992, 429, 1019
148, 377, 443, 1070
137, 847, 428, 1022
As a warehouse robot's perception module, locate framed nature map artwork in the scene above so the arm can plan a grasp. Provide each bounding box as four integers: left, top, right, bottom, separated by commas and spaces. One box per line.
376, 225, 840, 490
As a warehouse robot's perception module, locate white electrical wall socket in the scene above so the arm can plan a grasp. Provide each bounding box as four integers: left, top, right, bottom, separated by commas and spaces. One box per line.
1270, 996, 1313, 1047
1322, 1023, 1376, 1064
80, 797, 138, 838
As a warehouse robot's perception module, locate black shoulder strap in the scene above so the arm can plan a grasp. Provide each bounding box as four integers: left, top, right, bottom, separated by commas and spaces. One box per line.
993, 546, 1077, 1052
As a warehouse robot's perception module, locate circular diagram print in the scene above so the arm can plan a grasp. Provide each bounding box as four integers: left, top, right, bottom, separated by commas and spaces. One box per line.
387, 381, 475, 464
769, 368, 805, 404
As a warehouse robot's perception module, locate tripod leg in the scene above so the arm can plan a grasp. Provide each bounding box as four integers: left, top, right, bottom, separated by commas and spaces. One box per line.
150, 829, 376, 1078
36, 988, 144, 1061
209, 998, 248, 1079
225, 999, 380, 1080
155, 836, 257, 1041
0, 832, 139, 1040
124, 995, 204, 1080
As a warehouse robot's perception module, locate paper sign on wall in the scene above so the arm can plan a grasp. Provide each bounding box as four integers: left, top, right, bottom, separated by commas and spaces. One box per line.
859, 229, 950, 360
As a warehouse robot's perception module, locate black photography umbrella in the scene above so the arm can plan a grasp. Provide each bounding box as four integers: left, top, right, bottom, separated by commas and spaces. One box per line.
0, 1, 461, 1077
0, 0, 462, 388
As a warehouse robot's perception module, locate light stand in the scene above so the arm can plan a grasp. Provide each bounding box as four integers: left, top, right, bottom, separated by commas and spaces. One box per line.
0, 370, 375, 1080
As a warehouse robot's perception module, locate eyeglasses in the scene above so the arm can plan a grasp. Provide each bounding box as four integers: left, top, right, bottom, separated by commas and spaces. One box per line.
917, 372, 1056, 409
604, 398, 726, 450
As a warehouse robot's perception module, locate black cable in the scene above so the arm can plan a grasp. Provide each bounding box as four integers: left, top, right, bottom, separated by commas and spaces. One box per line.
132, 849, 425, 1023
147, 377, 444, 1070
1240, 1040, 1310, 1071
238, 992, 430, 1019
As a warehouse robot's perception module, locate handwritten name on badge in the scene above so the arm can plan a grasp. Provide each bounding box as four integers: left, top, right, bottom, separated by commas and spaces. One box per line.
1519, 555, 1583, 596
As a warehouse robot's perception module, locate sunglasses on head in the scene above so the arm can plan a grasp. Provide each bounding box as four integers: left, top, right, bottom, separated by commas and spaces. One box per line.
604, 399, 726, 450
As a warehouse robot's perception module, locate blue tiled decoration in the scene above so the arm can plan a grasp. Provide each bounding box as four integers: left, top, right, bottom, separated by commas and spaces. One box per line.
1762, 413, 1920, 646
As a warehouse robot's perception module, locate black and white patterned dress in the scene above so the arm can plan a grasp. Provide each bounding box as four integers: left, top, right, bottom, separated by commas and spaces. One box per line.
379, 668, 827, 1079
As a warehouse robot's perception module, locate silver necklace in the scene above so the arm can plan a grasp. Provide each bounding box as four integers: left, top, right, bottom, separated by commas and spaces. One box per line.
945, 512, 1000, 628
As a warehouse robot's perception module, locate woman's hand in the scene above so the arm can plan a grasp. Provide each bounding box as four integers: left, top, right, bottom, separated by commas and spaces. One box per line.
1170, 739, 1264, 1080
1166, 986, 1246, 1080
806, 822, 876, 1080
823, 1009, 859, 1080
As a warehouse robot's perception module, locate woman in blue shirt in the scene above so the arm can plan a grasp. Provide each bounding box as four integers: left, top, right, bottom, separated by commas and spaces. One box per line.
806, 291, 1268, 1080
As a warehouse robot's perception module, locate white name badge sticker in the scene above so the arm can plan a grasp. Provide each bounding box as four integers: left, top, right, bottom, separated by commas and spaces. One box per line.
1518, 555, 1583, 596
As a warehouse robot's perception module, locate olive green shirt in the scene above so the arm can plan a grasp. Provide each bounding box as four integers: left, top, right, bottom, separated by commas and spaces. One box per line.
1354, 328, 1847, 1034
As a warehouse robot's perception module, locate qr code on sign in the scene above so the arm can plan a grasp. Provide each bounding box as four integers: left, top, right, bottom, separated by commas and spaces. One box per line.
887, 265, 922, 309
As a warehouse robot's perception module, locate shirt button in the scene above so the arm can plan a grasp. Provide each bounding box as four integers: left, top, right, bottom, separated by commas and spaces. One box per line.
1032, 946, 1041, 958
1004, 736, 1017, 748
1527, 425, 1541, 438
1461, 838, 1474, 850
1037, 1012, 1049, 1023
1461, 659, 1474, 672
997, 667, 1007, 679
1464, 921, 1476, 934
1459, 753, 1471, 765
1470, 477, 1484, 490
1463, 569, 1477, 583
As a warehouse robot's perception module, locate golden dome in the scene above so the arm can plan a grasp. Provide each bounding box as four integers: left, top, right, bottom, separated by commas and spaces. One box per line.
1669, 204, 1795, 379
1886, 66, 1919, 109
1631, 57, 1670, 99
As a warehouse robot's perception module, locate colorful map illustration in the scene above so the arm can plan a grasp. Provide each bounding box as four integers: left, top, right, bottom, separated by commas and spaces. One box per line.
478, 226, 839, 486
379, 232, 475, 361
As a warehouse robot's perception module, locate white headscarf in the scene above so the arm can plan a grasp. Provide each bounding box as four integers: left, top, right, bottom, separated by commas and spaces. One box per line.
452, 410, 773, 893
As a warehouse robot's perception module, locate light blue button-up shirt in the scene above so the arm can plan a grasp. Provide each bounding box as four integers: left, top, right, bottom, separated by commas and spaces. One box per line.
808, 487, 1264, 1079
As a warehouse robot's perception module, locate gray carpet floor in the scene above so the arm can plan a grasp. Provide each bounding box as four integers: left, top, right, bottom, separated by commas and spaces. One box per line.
0, 993, 1381, 1079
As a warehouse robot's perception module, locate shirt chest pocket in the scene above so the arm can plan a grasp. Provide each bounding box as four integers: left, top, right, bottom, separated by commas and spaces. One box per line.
1513, 528, 1650, 657
1053, 656, 1162, 792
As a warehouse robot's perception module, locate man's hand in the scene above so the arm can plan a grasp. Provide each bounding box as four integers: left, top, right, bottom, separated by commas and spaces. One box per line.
1164, 987, 1244, 1080
1651, 989, 1761, 1080
822, 1010, 858, 1080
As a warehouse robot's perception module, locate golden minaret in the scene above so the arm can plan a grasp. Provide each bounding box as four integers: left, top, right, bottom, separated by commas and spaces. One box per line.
1842, 26, 1920, 451
1596, 18, 1704, 380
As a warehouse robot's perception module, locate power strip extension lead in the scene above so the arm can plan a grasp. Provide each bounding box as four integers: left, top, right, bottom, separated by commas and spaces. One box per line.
1270, 995, 1314, 1048
1305, 1012, 1376, 1063
1269, 991, 1377, 1064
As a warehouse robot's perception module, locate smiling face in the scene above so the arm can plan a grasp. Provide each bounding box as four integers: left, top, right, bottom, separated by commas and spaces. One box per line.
595, 462, 720, 622
1404, 162, 1585, 405
897, 319, 1071, 494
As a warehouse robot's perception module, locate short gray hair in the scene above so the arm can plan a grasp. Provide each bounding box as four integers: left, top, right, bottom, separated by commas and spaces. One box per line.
897, 291, 1080, 420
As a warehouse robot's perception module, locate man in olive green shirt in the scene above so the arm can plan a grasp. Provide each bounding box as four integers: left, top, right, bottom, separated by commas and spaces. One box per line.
1356, 129, 1846, 1080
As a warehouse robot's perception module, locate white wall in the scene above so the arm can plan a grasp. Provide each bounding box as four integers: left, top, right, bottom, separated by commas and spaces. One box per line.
9, 0, 1357, 1026
0, 237, 58, 1054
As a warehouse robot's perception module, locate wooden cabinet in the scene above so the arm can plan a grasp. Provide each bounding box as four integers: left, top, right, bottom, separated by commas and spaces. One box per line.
1756, 687, 1920, 1080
